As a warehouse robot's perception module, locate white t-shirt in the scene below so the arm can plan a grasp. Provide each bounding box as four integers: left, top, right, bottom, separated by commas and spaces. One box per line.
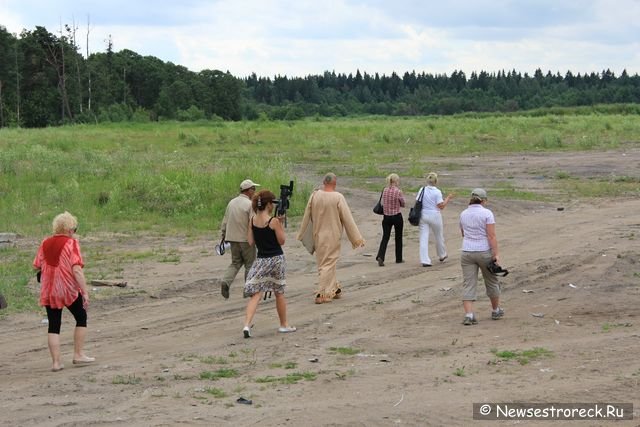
459, 204, 495, 252
419, 186, 443, 213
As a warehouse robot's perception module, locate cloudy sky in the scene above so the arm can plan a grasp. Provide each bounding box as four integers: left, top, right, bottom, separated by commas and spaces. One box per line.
1, 0, 638, 78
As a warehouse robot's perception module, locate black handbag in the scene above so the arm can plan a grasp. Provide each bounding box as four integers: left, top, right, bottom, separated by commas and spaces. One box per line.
373, 190, 384, 215
408, 187, 424, 226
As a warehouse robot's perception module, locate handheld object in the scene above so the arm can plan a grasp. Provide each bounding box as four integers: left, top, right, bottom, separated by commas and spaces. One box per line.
487, 260, 509, 277
215, 239, 231, 256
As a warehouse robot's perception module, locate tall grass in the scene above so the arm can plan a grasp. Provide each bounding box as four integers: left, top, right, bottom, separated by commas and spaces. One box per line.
0, 123, 309, 236
1, 114, 638, 314
1, 115, 637, 236
0, 247, 40, 314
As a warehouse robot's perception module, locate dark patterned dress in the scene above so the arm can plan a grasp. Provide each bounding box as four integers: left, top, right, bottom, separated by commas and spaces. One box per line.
243, 218, 286, 297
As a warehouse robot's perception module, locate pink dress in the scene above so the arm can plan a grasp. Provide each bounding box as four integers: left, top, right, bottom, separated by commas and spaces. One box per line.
33, 235, 84, 309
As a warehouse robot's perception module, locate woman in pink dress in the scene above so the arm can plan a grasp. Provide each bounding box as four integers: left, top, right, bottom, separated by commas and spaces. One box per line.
33, 212, 94, 371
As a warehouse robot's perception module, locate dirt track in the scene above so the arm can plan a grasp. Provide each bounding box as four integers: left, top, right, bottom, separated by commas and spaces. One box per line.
2, 149, 639, 426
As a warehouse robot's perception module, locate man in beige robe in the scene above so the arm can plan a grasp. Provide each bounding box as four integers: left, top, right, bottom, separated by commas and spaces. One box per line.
297, 173, 365, 303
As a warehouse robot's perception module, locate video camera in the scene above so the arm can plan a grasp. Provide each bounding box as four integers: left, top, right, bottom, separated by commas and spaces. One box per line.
274, 180, 294, 227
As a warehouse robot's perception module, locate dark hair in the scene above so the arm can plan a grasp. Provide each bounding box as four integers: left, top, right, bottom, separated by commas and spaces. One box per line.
252, 190, 276, 212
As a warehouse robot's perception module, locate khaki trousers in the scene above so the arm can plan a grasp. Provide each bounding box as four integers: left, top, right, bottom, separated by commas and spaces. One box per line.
461, 250, 500, 301
222, 242, 256, 288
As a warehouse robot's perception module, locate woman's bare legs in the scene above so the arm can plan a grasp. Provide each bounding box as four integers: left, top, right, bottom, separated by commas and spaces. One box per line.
48, 333, 63, 371
244, 293, 262, 328
275, 293, 289, 328
73, 326, 94, 362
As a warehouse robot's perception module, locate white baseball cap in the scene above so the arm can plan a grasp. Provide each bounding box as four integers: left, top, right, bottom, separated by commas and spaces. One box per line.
240, 179, 261, 191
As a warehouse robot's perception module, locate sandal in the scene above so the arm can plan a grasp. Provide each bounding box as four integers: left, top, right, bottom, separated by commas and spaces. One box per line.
314, 294, 332, 304
72, 357, 95, 365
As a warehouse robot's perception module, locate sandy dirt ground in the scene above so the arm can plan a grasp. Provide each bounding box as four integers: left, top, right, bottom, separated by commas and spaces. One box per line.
2, 148, 639, 427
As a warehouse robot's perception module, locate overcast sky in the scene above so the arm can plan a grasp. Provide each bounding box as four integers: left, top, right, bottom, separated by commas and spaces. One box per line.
2, 0, 639, 78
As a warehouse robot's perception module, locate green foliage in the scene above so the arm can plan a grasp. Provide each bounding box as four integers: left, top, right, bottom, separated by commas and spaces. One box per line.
0, 115, 637, 238
112, 374, 142, 385
199, 356, 228, 365
203, 387, 227, 398
602, 322, 632, 332
492, 347, 554, 365
269, 361, 298, 369
0, 247, 39, 315
556, 175, 640, 198
453, 366, 466, 377
0, 123, 305, 235
177, 106, 206, 122
255, 372, 317, 384
199, 368, 239, 380
99, 104, 133, 123
328, 346, 361, 355
131, 108, 151, 123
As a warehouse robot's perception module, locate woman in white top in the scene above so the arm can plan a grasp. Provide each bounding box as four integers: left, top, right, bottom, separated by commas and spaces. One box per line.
418, 172, 453, 267
459, 188, 503, 325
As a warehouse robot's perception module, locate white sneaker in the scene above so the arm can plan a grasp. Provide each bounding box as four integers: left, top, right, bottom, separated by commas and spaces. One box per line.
278, 326, 297, 333
243, 326, 251, 338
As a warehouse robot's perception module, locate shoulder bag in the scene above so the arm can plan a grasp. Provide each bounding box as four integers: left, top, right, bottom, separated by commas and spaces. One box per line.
408, 187, 424, 226
373, 189, 384, 215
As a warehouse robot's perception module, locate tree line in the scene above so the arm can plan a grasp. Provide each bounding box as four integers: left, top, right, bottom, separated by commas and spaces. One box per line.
1, 24, 639, 128
0, 25, 241, 127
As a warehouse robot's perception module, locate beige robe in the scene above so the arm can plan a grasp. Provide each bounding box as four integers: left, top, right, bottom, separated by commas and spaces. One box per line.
297, 190, 365, 298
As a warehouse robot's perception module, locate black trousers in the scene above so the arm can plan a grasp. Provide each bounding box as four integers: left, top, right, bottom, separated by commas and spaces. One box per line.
376, 213, 404, 262
46, 293, 87, 334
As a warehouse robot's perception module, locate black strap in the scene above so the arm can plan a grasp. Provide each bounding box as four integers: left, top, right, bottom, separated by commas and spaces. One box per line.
417, 187, 425, 202
253, 217, 273, 228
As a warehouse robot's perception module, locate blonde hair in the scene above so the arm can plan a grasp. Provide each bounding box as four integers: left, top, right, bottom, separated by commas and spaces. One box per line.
386, 173, 400, 186
52, 211, 78, 235
426, 172, 438, 186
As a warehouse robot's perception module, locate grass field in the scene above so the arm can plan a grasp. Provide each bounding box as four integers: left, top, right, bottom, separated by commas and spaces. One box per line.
1, 112, 639, 314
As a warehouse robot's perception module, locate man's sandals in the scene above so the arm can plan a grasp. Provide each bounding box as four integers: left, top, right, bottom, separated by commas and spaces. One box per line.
315, 288, 341, 304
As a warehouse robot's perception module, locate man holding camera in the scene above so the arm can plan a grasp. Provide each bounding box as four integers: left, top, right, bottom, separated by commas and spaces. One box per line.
219, 179, 260, 299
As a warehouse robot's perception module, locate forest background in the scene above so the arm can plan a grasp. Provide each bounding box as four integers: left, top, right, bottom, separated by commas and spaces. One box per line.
1, 24, 639, 128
